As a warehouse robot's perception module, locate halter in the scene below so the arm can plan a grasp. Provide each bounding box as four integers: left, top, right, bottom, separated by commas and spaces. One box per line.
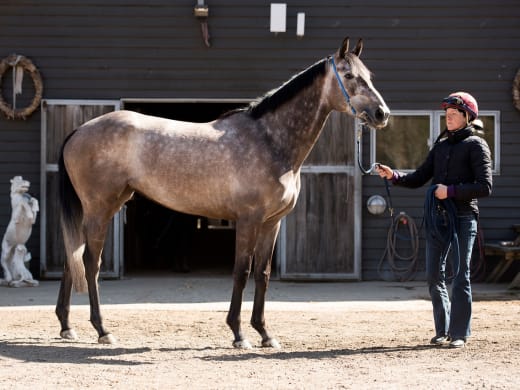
329, 56, 357, 116
329, 57, 379, 176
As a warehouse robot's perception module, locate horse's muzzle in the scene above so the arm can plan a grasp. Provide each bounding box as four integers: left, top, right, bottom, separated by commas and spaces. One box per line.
359, 106, 390, 129
375, 105, 390, 124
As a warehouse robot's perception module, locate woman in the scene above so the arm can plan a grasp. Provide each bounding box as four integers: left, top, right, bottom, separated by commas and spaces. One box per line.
376, 92, 492, 348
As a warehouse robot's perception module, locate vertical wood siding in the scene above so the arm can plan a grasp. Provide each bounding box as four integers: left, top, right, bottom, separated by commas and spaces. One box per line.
0, 0, 519, 279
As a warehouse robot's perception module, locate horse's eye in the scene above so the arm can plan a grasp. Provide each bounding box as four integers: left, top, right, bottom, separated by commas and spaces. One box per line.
344, 73, 354, 80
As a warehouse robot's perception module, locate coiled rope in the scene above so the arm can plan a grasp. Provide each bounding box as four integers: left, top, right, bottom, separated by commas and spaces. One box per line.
423, 185, 460, 281
377, 211, 420, 281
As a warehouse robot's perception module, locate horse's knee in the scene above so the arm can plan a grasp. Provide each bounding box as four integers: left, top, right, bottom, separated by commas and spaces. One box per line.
231, 272, 250, 293
254, 271, 270, 285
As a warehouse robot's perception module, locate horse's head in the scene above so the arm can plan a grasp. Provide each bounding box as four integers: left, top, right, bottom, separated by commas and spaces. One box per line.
329, 37, 390, 129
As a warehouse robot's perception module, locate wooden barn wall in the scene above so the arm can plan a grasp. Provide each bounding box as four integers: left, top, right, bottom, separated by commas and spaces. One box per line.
357, 1, 520, 280
0, 0, 519, 280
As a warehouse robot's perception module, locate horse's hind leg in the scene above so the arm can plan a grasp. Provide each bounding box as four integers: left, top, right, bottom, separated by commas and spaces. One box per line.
56, 263, 78, 340
251, 221, 281, 348
83, 216, 116, 344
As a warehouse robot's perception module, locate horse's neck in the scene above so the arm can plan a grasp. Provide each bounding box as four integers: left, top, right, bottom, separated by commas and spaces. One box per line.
263, 79, 333, 170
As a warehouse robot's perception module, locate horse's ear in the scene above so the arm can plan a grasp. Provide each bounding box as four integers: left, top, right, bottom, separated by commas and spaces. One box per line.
352, 38, 363, 57
339, 37, 350, 58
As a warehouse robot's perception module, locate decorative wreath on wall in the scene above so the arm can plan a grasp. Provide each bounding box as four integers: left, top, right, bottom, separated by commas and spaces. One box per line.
0, 54, 43, 120
514, 68, 520, 112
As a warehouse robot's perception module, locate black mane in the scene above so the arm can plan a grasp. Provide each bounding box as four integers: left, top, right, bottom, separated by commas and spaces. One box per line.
220, 58, 328, 120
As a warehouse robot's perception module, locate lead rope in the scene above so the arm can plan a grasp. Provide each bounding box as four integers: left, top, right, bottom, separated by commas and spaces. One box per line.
342, 62, 418, 280
355, 121, 418, 280
356, 124, 381, 175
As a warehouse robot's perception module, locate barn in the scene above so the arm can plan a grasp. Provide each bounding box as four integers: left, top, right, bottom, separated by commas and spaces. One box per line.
1, 1, 519, 282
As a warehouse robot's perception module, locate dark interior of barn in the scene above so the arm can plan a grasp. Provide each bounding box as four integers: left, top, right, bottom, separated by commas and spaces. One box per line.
122, 101, 250, 276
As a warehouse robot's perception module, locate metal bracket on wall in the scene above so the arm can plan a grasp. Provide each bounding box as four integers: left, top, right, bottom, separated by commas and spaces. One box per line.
194, 2, 210, 47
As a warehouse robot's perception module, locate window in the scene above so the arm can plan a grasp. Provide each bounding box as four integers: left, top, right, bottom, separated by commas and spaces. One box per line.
374, 111, 433, 171
371, 110, 500, 174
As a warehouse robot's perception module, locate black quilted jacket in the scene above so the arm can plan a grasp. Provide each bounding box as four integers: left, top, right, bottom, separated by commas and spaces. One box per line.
393, 125, 492, 216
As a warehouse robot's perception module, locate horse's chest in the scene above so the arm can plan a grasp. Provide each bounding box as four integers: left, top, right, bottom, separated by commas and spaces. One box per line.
277, 171, 301, 210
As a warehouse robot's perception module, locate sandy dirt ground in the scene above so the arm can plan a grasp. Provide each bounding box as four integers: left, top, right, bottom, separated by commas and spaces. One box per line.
0, 279, 519, 389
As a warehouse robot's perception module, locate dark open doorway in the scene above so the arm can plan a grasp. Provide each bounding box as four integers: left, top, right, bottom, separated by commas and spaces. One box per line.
121, 100, 248, 275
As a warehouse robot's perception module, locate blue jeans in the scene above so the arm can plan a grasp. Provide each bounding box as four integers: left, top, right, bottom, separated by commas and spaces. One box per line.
425, 212, 477, 340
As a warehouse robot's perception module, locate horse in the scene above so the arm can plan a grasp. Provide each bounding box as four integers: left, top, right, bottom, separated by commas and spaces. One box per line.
56, 37, 390, 348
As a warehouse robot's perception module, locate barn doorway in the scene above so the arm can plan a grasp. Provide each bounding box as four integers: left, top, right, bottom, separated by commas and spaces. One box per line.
121, 100, 252, 276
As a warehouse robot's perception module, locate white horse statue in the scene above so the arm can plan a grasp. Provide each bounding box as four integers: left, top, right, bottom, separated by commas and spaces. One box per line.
0, 176, 39, 287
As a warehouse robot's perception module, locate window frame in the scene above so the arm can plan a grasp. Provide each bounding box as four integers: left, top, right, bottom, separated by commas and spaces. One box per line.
435, 110, 500, 175
369, 110, 500, 175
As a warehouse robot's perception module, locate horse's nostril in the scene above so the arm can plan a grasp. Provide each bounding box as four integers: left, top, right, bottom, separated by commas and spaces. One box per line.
376, 106, 389, 121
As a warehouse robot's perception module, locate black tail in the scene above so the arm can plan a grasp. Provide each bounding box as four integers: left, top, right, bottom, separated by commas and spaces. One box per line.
58, 131, 88, 293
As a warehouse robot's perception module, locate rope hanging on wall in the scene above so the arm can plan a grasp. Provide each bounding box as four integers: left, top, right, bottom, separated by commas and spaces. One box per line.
513, 68, 520, 112
0, 54, 43, 120
377, 211, 420, 282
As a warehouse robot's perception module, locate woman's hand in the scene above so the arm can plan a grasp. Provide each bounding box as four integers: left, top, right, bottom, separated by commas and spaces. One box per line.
375, 164, 393, 180
434, 184, 448, 200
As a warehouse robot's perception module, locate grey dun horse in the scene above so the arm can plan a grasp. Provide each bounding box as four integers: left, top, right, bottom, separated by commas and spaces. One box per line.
57, 37, 390, 348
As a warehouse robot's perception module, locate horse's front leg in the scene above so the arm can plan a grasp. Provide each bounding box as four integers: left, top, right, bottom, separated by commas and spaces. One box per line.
226, 220, 257, 349
251, 221, 281, 348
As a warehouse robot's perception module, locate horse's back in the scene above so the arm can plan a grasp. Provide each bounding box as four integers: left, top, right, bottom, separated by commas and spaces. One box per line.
62, 110, 240, 216
62, 109, 298, 221
76, 110, 192, 135
67, 110, 199, 159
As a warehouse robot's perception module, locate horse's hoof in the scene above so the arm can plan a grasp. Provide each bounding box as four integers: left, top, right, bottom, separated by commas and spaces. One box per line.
232, 339, 253, 349
262, 338, 281, 349
98, 334, 117, 344
60, 329, 78, 340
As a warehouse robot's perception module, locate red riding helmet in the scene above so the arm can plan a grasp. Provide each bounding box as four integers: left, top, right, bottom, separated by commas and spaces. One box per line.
441, 92, 478, 121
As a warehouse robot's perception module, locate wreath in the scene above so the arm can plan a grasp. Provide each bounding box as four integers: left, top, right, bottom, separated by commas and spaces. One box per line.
514, 68, 520, 112
0, 54, 43, 120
